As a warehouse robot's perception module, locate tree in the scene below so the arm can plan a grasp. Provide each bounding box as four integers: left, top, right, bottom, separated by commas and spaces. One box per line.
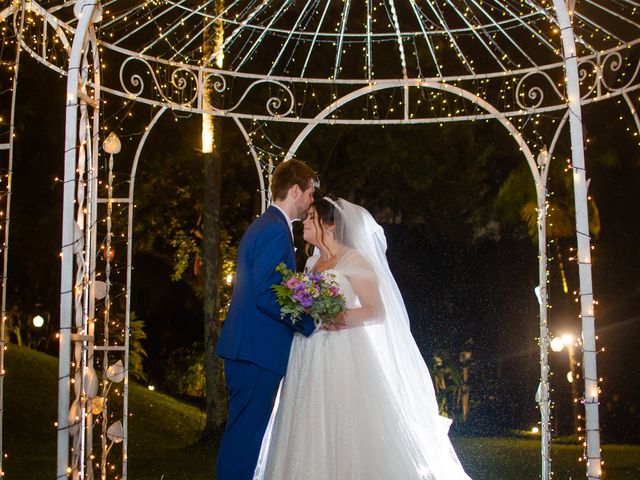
493, 142, 613, 294
200, 134, 227, 442
199, 0, 229, 443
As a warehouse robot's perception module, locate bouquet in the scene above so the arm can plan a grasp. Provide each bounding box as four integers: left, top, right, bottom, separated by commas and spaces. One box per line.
273, 262, 346, 326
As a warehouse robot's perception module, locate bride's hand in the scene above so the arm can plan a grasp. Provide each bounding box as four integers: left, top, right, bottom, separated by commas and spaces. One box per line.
322, 311, 348, 331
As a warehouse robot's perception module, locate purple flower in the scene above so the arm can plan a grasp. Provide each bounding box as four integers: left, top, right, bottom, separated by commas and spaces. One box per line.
292, 290, 314, 308
309, 272, 322, 283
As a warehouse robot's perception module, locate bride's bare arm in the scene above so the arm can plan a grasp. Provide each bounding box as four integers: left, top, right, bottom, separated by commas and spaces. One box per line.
331, 275, 385, 329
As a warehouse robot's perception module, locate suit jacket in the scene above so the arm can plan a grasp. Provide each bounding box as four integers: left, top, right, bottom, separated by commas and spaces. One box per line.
216, 206, 316, 375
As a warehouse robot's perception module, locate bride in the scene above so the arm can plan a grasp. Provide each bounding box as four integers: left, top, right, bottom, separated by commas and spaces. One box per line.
253, 195, 471, 480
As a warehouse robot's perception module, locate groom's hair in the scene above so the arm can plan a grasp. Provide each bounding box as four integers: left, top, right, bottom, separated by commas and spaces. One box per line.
270, 159, 319, 201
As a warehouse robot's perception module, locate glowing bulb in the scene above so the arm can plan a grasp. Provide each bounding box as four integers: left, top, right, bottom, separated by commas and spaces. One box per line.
550, 337, 564, 352
32, 315, 45, 328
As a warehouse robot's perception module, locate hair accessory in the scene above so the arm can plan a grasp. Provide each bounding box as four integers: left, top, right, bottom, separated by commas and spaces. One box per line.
323, 196, 344, 213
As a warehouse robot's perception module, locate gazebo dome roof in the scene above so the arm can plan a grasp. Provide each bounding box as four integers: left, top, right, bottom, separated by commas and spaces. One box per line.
77, 0, 640, 80
14, 0, 639, 123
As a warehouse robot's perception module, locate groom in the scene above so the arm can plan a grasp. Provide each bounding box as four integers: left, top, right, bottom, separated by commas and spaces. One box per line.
215, 159, 318, 480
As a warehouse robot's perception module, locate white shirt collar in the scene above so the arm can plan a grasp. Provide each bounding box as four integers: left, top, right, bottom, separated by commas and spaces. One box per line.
272, 203, 294, 238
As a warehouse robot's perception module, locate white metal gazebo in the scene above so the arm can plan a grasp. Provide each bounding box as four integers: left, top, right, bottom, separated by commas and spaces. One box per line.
3, 0, 640, 478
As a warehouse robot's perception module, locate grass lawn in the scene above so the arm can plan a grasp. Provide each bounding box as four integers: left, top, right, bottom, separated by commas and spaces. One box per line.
4, 346, 212, 480
4, 345, 639, 479
454, 437, 640, 479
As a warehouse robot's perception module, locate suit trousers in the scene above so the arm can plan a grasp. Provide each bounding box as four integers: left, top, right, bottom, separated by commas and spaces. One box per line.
216, 359, 282, 480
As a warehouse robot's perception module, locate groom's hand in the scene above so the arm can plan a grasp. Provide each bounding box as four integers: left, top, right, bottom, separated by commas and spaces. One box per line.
295, 313, 317, 337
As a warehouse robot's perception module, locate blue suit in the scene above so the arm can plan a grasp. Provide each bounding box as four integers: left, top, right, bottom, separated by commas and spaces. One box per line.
215, 206, 315, 480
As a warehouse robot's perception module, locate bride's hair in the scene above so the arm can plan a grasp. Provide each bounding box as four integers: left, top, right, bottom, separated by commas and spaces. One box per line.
304, 192, 339, 256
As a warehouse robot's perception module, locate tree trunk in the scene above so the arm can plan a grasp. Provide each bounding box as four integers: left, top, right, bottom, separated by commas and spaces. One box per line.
200, 0, 227, 446
201, 118, 227, 444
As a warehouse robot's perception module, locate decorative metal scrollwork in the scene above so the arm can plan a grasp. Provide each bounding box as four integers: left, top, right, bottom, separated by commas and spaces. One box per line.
597, 50, 640, 94
119, 56, 199, 106
206, 72, 227, 94
202, 73, 295, 117
576, 59, 599, 99
515, 70, 564, 110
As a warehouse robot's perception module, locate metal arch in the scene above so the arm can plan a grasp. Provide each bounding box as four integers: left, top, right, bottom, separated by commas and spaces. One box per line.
123, 105, 168, 478
121, 107, 270, 476
547, 111, 570, 166
285, 80, 540, 182
282, 78, 566, 477
622, 92, 640, 136
123, 108, 267, 224
233, 117, 268, 213
128, 108, 169, 184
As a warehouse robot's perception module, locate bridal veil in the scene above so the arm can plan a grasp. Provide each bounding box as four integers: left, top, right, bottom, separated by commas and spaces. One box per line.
331, 198, 469, 477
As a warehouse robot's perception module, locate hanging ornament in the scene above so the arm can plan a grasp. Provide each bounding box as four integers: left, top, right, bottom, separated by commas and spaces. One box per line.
103, 132, 121, 155
107, 420, 124, 443
84, 365, 99, 398
73, 365, 99, 398
106, 360, 125, 383
537, 147, 549, 168
94, 280, 107, 300
91, 396, 105, 415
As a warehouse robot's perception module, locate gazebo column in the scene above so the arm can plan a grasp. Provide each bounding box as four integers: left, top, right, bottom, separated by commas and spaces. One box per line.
534, 147, 552, 480
58, 1, 99, 478
552, 1, 602, 478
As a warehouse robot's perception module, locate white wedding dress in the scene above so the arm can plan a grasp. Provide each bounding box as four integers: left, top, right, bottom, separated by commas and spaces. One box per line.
253, 245, 471, 480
